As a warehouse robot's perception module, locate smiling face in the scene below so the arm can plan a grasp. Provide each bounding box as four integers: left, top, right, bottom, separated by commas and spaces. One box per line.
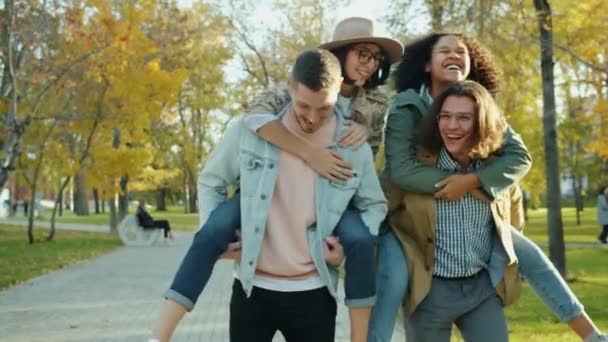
288, 80, 339, 134
426, 35, 471, 88
344, 43, 383, 87
438, 95, 477, 165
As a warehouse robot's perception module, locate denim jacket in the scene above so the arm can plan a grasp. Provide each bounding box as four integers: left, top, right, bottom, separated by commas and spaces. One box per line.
197, 107, 388, 299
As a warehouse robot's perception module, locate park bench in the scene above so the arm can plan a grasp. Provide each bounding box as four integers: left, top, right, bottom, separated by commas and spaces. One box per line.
117, 215, 164, 247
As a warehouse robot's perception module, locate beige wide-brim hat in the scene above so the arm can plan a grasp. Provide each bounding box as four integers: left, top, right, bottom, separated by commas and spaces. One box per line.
319, 17, 404, 64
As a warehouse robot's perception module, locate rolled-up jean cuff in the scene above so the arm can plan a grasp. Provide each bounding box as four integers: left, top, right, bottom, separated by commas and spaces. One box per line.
345, 295, 376, 308
164, 289, 195, 312
559, 303, 584, 322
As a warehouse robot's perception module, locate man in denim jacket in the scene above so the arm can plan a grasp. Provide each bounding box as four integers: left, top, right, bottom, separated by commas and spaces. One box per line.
152, 49, 387, 342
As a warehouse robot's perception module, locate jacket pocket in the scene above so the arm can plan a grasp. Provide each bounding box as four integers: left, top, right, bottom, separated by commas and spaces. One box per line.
329, 175, 361, 191
327, 176, 361, 214
239, 149, 267, 197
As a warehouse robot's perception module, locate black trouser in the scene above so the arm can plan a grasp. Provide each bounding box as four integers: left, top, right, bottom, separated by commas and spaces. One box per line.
599, 224, 608, 243
143, 219, 171, 238
229, 280, 337, 342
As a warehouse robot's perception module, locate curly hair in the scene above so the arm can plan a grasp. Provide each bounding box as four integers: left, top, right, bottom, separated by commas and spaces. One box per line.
418, 80, 506, 160
393, 32, 501, 97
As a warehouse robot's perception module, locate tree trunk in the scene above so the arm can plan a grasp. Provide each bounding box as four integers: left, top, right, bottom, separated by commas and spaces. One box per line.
109, 197, 118, 234
58, 190, 63, 217
72, 169, 89, 216
118, 175, 129, 222
156, 188, 167, 211
93, 188, 100, 214
188, 183, 197, 214
426, 0, 445, 30
48, 176, 71, 241
576, 175, 584, 211
26, 184, 36, 244
183, 177, 189, 214
0, 0, 26, 189
534, 0, 566, 276
571, 173, 582, 225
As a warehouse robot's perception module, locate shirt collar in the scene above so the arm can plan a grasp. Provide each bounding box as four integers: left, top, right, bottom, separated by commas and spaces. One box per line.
437, 147, 483, 172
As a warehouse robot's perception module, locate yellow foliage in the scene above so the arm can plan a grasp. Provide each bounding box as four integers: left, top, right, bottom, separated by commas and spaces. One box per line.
146, 59, 161, 73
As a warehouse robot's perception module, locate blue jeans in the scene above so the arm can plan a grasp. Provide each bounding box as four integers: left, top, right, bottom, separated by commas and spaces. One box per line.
405, 271, 508, 342
166, 193, 376, 310
511, 228, 583, 322
334, 209, 377, 307
368, 228, 408, 342
368, 227, 585, 342
166, 193, 242, 310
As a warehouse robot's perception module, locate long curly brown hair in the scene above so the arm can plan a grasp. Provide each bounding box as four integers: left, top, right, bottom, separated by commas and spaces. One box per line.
418, 81, 506, 159
393, 32, 501, 97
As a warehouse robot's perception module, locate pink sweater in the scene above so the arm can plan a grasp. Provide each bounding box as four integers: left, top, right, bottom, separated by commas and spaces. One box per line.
255, 109, 337, 279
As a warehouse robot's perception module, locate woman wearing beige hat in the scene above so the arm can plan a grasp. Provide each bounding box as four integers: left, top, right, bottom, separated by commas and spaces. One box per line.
238, 17, 402, 342
150, 17, 402, 342
244, 16, 402, 167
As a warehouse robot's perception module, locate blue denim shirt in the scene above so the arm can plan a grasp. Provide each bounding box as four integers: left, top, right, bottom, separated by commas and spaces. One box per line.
197, 107, 387, 299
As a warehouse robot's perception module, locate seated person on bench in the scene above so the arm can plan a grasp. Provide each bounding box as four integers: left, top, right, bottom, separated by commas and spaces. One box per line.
136, 200, 174, 240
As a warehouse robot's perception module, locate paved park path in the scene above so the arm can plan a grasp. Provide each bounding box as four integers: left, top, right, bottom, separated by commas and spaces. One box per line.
0, 220, 405, 341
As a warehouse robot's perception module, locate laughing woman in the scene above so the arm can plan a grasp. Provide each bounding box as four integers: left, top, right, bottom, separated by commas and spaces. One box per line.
369, 32, 607, 342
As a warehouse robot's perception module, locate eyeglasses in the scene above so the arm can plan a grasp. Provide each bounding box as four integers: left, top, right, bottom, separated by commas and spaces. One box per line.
354, 48, 385, 65
437, 113, 474, 124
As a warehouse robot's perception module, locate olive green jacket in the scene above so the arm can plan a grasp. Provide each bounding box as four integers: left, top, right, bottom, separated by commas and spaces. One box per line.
383, 89, 532, 200
383, 151, 525, 314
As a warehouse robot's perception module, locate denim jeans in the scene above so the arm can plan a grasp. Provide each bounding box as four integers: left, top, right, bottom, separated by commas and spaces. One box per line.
166, 193, 376, 310
166, 193, 242, 310
368, 227, 585, 342
405, 271, 508, 342
511, 228, 583, 322
333, 209, 377, 307
368, 228, 407, 342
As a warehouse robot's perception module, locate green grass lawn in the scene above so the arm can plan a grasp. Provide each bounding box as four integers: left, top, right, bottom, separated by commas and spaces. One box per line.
0, 225, 121, 290
448, 207, 608, 341
525, 207, 602, 244
446, 247, 608, 341
503, 247, 608, 341
37, 205, 200, 231
2, 206, 607, 340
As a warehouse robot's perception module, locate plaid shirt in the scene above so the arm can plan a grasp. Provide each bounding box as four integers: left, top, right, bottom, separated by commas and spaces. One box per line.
434, 148, 494, 278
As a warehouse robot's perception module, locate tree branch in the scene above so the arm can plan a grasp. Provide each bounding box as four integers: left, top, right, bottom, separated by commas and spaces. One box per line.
226, 17, 270, 88
554, 44, 607, 75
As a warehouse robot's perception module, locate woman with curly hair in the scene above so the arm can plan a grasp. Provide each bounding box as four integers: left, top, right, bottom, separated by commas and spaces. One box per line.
369, 32, 607, 342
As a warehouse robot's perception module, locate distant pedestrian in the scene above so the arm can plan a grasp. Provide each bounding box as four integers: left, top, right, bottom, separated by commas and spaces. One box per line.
597, 186, 608, 245
136, 200, 174, 240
